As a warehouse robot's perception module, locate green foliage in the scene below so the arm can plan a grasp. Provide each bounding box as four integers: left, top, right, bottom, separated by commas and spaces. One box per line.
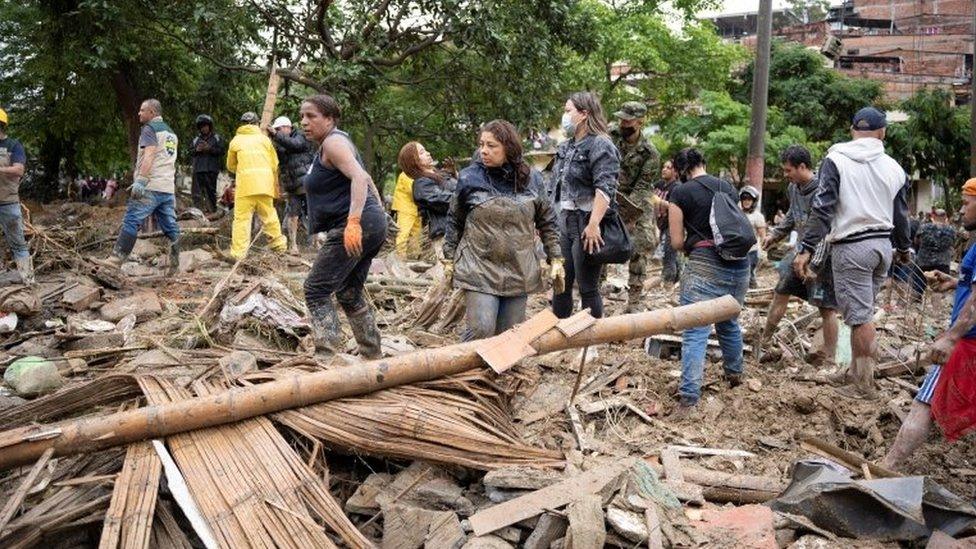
887, 88, 971, 211
733, 41, 884, 143
564, 0, 746, 119
0, 0, 264, 200
663, 90, 825, 183
0, 0, 729, 200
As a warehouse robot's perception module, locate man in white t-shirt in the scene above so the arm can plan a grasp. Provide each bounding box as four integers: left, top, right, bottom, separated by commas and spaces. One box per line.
739, 185, 766, 288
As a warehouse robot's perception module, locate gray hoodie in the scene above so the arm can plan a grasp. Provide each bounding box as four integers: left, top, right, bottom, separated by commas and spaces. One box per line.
801, 137, 911, 253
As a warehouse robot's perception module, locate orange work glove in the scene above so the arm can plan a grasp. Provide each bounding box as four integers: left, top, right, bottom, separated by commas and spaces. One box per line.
344, 215, 363, 256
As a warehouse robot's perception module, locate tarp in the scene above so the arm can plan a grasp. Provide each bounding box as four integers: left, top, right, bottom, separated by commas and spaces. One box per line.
769, 460, 976, 542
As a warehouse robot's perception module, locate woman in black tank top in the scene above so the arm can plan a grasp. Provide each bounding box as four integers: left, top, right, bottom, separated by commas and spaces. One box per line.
299, 94, 388, 359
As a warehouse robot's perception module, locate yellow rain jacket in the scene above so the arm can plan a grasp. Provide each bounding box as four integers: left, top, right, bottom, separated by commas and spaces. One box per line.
226, 125, 279, 197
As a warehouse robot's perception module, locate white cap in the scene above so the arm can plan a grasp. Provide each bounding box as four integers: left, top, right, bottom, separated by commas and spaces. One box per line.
271, 116, 292, 129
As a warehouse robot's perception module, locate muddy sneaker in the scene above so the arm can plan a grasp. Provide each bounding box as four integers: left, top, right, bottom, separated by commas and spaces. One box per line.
670, 401, 699, 421
723, 372, 744, 388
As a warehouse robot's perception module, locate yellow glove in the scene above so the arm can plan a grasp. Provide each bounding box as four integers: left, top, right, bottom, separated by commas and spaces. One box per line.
550, 258, 566, 295
441, 260, 454, 286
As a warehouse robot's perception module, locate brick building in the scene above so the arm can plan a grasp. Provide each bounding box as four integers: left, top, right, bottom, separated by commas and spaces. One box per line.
706, 0, 975, 103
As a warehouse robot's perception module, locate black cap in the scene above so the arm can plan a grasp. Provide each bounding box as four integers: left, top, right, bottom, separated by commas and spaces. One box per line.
852, 107, 887, 131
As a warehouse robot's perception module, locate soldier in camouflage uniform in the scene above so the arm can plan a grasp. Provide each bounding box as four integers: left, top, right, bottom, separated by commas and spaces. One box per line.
610, 101, 660, 312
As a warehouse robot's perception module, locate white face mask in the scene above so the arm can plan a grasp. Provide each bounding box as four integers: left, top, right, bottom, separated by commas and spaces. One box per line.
561, 112, 577, 136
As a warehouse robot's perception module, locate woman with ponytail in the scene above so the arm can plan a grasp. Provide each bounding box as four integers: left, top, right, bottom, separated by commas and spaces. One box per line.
442, 119, 564, 340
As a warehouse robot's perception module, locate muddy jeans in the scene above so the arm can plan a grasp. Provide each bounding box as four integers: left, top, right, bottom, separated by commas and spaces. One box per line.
304, 207, 387, 314
461, 291, 528, 341
678, 247, 749, 405
0, 203, 29, 259
552, 209, 604, 318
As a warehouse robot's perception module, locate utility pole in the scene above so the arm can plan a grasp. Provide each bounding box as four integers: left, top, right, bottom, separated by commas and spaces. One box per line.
970, 2, 976, 177
746, 0, 774, 193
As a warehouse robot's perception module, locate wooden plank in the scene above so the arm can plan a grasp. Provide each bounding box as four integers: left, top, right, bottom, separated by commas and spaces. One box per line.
566, 404, 590, 452
468, 458, 635, 536
0, 447, 54, 534
660, 450, 683, 483
99, 441, 162, 549
667, 445, 755, 458
798, 437, 898, 478
556, 310, 597, 338
477, 309, 560, 373
645, 507, 663, 549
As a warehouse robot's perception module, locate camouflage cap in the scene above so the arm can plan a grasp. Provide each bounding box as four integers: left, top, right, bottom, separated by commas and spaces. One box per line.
240, 111, 260, 125
614, 101, 647, 121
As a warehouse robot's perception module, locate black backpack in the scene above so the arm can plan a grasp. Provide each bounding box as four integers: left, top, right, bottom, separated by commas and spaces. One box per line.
692, 177, 757, 261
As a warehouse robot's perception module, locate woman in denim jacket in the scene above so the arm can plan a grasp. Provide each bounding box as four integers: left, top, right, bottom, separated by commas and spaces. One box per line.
550, 92, 621, 319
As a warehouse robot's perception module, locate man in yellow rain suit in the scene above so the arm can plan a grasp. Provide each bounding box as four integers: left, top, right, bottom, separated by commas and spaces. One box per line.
226, 112, 288, 259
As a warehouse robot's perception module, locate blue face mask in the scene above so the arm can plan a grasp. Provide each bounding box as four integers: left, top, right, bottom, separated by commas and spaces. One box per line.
561, 112, 577, 136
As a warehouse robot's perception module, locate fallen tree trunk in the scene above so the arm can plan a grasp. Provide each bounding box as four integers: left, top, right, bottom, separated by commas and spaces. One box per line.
0, 296, 740, 470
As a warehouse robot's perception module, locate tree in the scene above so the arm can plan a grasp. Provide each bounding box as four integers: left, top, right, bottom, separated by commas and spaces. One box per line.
563, 0, 746, 119
733, 41, 884, 143
663, 90, 824, 183
0, 0, 263, 199
887, 88, 971, 212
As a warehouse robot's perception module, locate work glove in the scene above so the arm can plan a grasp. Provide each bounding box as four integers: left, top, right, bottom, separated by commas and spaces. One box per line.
441, 259, 454, 287
130, 176, 149, 199
550, 258, 566, 295
343, 215, 363, 256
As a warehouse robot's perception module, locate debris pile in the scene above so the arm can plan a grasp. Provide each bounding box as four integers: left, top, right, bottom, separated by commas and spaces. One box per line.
0, 204, 974, 548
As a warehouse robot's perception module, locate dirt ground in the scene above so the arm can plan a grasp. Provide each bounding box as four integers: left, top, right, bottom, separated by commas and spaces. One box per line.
2, 199, 974, 547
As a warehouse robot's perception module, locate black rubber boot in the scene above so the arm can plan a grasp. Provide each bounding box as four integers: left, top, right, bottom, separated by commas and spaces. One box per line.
345, 305, 383, 360
308, 299, 344, 357
108, 231, 138, 267
167, 236, 181, 275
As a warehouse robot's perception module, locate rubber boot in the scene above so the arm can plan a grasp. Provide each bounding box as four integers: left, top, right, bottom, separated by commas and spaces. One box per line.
167, 236, 181, 276
625, 285, 643, 314
107, 231, 137, 267
14, 256, 34, 285
346, 305, 383, 360
308, 299, 344, 357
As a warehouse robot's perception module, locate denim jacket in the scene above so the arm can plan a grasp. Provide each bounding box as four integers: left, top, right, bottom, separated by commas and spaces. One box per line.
551, 134, 620, 210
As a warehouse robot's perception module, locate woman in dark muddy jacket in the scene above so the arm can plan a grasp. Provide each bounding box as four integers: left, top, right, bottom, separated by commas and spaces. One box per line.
443, 119, 564, 340
550, 91, 621, 319
397, 141, 456, 257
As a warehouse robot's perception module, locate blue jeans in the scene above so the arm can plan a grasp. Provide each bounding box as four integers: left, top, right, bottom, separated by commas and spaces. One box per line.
748, 249, 760, 286
0, 202, 29, 259
120, 191, 180, 240
678, 248, 750, 405
462, 291, 528, 341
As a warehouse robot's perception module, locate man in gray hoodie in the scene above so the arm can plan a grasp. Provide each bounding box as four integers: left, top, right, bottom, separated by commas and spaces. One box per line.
794, 107, 911, 399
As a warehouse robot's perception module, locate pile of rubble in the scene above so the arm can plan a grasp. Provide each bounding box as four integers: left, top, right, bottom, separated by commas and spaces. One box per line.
0, 202, 974, 548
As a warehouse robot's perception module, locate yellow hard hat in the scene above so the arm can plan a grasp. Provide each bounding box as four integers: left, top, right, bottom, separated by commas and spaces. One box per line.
0, 108, 7, 126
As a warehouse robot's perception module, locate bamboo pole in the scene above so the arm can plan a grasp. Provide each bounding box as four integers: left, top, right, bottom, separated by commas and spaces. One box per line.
0, 296, 740, 470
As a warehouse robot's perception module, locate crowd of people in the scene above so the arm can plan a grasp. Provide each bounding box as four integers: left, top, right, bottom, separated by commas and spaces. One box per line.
1, 92, 975, 465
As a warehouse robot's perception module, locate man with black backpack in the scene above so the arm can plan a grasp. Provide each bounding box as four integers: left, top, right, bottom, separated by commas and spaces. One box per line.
666, 148, 755, 419
794, 107, 911, 399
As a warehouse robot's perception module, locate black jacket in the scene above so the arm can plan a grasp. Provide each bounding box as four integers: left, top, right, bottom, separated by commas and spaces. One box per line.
273, 129, 317, 194
412, 174, 456, 239
190, 132, 226, 173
